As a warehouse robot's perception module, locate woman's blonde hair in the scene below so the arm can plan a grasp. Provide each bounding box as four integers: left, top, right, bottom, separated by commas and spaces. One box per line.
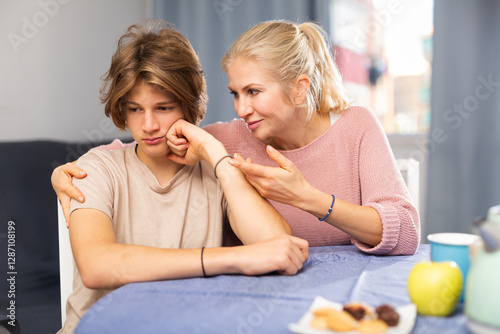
221, 20, 350, 118
100, 19, 207, 129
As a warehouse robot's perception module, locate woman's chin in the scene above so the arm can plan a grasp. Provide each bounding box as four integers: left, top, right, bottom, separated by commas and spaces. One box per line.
248, 129, 268, 143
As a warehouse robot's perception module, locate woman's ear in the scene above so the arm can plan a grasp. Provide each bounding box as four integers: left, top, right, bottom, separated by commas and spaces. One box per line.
293, 75, 310, 105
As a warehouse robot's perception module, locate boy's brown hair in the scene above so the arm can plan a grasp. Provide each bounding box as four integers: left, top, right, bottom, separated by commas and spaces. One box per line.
100, 19, 207, 129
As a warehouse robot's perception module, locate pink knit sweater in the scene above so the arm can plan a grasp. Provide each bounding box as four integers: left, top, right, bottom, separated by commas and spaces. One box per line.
204, 107, 420, 255
103, 106, 420, 255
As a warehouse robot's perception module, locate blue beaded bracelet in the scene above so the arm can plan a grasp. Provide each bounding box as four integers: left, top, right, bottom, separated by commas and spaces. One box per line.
319, 195, 335, 221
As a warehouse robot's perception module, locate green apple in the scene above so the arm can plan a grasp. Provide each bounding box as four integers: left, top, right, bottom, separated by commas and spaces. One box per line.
407, 261, 463, 316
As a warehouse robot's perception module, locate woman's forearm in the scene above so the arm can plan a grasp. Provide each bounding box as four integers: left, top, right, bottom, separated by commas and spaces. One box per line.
298, 186, 383, 247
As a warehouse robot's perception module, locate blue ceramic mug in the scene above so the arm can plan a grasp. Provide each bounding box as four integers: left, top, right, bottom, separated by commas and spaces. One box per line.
427, 233, 479, 302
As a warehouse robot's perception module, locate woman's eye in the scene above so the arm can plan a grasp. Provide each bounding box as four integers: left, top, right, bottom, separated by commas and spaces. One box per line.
229, 91, 238, 98
248, 89, 259, 96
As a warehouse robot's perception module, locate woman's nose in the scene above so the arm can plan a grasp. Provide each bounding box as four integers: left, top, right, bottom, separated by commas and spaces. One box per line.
235, 97, 253, 119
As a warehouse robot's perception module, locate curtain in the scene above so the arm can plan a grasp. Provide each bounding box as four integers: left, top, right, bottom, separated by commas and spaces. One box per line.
152, 0, 330, 126
426, 1, 500, 235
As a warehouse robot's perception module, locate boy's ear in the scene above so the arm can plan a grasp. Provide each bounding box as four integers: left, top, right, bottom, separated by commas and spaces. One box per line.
293, 75, 310, 105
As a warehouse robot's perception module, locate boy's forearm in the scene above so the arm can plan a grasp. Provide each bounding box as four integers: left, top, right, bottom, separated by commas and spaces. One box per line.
77, 245, 205, 289
198, 135, 292, 244
215, 158, 292, 244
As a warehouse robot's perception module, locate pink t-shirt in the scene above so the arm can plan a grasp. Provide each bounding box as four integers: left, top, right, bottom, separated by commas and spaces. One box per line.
101, 106, 420, 255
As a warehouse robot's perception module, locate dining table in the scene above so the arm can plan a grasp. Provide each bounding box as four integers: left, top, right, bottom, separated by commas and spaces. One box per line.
75, 244, 469, 334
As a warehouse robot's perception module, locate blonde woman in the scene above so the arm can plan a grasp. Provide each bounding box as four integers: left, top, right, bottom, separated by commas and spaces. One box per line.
53, 20, 419, 257
57, 20, 308, 334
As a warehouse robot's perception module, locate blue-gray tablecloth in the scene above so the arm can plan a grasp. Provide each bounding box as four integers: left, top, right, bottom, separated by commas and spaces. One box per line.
75, 244, 468, 334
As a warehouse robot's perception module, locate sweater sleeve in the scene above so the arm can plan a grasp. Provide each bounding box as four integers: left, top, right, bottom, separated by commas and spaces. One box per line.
351, 109, 420, 255
202, 120, 246, 155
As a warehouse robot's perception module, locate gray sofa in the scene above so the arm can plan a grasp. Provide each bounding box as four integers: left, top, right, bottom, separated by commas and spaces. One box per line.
0, 140, 124, 334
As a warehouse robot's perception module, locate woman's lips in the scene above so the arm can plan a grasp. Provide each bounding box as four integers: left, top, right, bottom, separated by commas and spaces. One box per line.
247, 120, 262, 131
143, 137, 163, 145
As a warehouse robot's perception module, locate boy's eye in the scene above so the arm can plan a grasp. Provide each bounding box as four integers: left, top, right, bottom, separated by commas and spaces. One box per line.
128, 107, 140, 113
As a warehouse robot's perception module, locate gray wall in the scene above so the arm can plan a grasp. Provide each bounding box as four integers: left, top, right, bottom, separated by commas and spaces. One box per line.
0, 0, 151, 142
425, 1, 500, 235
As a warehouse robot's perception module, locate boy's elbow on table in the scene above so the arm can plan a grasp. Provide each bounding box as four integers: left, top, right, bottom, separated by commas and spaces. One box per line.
78, 259, 123, 290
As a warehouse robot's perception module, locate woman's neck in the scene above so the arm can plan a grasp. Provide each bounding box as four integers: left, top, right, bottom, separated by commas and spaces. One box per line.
268, 112, 331, 151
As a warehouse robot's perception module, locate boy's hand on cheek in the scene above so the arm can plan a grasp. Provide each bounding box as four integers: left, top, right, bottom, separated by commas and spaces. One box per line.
166, 119, 190, 164
166, 135, 189, 158
166, 119, 206, 165
166, 119, 227, 166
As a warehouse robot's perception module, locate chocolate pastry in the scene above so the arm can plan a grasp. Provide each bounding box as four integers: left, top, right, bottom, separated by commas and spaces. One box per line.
343, 303, 369, 321
375, 304, 399, 326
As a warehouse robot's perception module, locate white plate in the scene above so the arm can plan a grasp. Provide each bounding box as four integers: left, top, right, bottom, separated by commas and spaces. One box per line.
288, 296, 417, 334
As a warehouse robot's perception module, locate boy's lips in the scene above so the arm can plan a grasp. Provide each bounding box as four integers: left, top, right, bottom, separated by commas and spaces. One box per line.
143, 137, 164, 145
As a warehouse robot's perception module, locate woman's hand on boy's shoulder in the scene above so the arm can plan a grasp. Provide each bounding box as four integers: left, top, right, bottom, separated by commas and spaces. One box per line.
51, 162, 87, 226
